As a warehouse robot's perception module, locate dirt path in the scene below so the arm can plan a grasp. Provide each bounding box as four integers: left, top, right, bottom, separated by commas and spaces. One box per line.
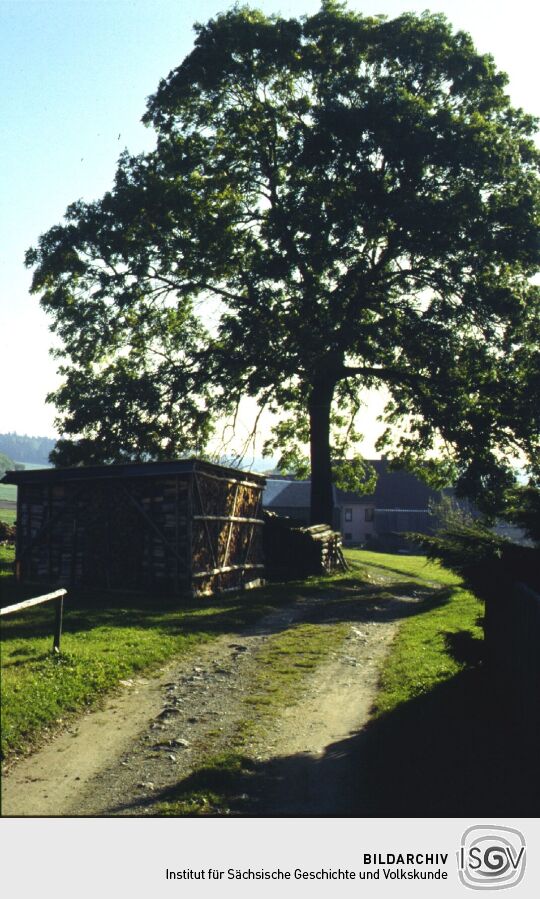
2, 580, 421, 817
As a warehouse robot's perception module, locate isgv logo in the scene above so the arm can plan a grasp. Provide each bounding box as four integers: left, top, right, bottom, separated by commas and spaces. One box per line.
458, 825, 526, 890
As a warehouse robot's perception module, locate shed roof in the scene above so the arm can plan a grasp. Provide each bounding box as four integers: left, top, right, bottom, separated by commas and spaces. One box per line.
1, 458, 266, 487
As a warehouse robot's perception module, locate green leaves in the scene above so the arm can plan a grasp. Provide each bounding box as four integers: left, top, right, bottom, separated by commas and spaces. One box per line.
26, 4, 539, 513
0, 452, 16, 479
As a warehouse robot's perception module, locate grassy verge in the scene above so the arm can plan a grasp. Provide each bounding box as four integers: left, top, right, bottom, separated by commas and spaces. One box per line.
344, 552, 536, 815
345, 549, 483, 715
243, 620, 350, 718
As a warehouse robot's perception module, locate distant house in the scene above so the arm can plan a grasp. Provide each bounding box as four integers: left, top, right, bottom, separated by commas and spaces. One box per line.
262, 478, 314, 527
263, 460, 445, 550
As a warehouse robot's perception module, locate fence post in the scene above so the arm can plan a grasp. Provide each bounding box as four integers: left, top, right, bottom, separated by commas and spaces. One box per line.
1, 589, 67, 654
53, 593, 64, 653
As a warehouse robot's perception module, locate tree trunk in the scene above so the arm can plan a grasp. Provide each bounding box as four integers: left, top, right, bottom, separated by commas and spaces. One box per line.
309, 378, 335, 525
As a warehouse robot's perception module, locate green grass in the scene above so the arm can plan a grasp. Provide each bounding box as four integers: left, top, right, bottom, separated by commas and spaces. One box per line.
0, 484, 17, 503
375, 589, 482, 714
157, 549, 487, 816
0, 507, 16, 525
1, 544, 14, 579
158, 617, 351, 815
0, 544, 305, 760
244, 620, 349, 715
345, 549, 482, 714
0, 545, 371, 762
346, 548, 462, 587
5, 547, 513, 814
343, 552, 537, 815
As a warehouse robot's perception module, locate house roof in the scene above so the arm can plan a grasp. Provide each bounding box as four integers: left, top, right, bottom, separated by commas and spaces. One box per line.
335, 460, 441, 510
263, 479, 311, 508
1, 458, 266, 487
264, 460, 443, 511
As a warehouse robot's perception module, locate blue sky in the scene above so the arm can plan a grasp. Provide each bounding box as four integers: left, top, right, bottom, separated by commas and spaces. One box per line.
1, 0, 539, 444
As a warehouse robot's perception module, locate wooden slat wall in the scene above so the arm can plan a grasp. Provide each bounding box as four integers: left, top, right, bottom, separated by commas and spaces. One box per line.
15, 467, 265, 598
17, 476, 191, 593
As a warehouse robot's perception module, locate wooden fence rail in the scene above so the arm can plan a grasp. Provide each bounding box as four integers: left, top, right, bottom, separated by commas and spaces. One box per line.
0, 589, 67, 652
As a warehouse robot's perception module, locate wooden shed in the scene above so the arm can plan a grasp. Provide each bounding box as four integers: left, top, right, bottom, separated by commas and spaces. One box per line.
2, 459, 266, 597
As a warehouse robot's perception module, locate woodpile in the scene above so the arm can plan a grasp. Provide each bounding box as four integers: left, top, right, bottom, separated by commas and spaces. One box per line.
3, 460, 266, 599
191, 468, 265, 596
263, 513, 347, 579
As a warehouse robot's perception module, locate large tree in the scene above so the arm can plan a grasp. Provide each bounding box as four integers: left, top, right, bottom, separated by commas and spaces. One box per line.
27, 3, 539, 522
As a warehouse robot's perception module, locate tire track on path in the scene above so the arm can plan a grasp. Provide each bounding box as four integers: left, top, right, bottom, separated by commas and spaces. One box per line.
2, 576, 423, 817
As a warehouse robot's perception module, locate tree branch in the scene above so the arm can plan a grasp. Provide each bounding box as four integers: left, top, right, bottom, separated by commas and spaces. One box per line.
340, 365, 428, 385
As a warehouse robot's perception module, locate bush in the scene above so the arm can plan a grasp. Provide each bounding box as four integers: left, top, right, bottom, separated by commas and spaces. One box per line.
0, 521, 16, 543
418, 496, 540, 600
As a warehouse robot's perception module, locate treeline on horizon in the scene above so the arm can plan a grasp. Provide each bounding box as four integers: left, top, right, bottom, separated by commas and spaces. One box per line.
0, 432, 55, 465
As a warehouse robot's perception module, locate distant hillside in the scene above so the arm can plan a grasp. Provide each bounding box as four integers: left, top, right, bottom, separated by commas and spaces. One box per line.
0, 432, 56, 466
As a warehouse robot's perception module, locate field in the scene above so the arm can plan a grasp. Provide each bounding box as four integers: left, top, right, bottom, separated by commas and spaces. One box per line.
15, 462, 50, 469
0, 459, 54, 522
0, 507, 16, 525
0, 484, 16, 504
1, 460, 50, 506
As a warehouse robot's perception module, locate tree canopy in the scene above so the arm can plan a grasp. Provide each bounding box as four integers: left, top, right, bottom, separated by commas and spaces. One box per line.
0, 433, 55, 466
27, 2, 539, 522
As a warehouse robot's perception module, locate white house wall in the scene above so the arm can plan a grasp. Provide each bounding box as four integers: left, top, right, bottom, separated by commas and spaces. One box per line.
339, 504, 376, 545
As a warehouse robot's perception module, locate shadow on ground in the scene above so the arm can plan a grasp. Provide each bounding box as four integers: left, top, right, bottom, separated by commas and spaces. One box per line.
7, 564, 519, 817
101, 635, 540, 818
1, 572, 450, 643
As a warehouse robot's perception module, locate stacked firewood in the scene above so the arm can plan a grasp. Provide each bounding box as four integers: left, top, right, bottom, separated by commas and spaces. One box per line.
263, 513, 347, 579
306, 523, 348, 573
